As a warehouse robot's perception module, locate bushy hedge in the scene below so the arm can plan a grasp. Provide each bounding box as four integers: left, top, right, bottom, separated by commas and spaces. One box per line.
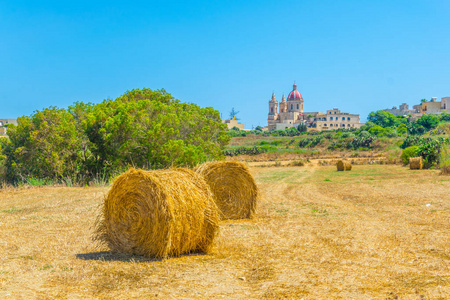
1, 88, 230, 184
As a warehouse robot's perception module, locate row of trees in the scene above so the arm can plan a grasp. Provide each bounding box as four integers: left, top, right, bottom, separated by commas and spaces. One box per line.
0, 89, 230, 184
366, 110, 450, 137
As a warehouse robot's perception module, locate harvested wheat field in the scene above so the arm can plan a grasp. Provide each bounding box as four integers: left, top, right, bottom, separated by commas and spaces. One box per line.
0, 164, 449, 299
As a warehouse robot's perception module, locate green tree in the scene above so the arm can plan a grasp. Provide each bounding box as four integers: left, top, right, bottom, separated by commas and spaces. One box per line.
4, 107, 83, 183
367, 111, 401, 128
1, 88, 230, 184
439, 112, 450, 122
397, 123, 407, 135
368, 125, 385, 136
297, 124, 307, 133
83, 88, 230, 174
229, 107, 240, 120
416, 114, 440, 130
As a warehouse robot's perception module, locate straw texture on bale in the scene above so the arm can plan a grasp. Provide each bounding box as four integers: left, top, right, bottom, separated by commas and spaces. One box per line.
95, 168, 220, 258
337, 160, 352, 171
195, 161, 258, 220
410, 157, 423, 170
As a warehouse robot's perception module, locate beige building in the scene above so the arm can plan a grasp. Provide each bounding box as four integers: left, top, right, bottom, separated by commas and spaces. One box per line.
310, 109, 364, 131
419, 97, 450, 114
391, 97, 450, 121
384, 103, 417, 116
267, 83, 363, 131
222, 117, 245, 130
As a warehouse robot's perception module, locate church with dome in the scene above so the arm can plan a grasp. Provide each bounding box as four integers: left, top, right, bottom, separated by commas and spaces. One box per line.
267, 83, 364, 131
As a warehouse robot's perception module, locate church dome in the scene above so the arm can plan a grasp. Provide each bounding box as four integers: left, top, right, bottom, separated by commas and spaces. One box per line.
287, 83, 302, 101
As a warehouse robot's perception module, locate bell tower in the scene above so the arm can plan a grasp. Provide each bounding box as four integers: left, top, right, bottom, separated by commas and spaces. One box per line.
267, 92, 279, 130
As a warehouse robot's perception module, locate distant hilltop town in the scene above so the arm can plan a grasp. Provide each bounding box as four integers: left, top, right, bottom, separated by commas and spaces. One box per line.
221, 83, 450, 131
267, 83, 364, 131
383, 97, 450, 120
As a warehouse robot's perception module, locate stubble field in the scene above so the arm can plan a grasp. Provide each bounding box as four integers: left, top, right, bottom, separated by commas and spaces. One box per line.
0, 164, 449, 299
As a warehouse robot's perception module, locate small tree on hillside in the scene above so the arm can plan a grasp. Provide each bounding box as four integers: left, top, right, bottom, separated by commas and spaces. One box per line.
297, 124, 307, 133
416, 114, 440, 130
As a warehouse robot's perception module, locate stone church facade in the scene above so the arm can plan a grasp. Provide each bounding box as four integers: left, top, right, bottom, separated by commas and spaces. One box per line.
267, 83, 364, 131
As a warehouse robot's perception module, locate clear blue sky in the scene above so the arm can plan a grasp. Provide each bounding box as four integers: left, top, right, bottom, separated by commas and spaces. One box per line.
1, 0, 449, 128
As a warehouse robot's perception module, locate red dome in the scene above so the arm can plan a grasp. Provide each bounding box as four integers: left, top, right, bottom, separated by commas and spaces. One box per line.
287, 83, 302, 100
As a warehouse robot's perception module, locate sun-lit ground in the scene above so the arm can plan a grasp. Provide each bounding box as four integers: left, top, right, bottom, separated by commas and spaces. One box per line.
0, 164, 449, 299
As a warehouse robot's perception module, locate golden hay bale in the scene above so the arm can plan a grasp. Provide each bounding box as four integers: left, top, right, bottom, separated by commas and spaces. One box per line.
195, 161, 258, 220
336, 160, 352, 171
95, 168, 219, 258
409, 156, 423, 170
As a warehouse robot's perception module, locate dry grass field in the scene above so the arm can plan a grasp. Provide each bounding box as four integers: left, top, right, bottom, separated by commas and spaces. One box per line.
0, 164, 449, 299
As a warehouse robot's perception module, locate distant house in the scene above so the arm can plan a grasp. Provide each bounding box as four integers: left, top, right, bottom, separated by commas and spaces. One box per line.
384, 97, 450, 121
419, 97, 450, 114
222, 117, 245, 130
383, 103, 417, 116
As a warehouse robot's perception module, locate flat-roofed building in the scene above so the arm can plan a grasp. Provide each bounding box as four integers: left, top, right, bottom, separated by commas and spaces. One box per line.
310, 108, 364, 131
222, 117, 245, 130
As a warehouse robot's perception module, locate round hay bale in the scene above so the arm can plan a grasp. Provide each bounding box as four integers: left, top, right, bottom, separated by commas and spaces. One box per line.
95, 168, 219, 258
409, 156, 423, 170
195, 161, 258, 220
337, 160, 352, 171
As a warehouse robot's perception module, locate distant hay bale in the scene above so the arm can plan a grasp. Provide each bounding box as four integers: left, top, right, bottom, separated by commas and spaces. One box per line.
195, 161, 258, 220
95, 168, 219, 258
337, 160, 352, 171
409, 157, 423, 170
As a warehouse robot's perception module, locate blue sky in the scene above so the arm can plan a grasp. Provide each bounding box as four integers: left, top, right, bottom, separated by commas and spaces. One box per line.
1, 0, 449, 128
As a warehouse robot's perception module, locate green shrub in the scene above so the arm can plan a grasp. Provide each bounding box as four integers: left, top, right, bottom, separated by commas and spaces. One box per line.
397, 123, 407, 135
416, 114, 440, 130
358, 131, 371, 138
416, 138, 445, 168
440, 146, 450, 174
324, 133, 333, 139
401, 135, 420, 149
270, 140, 282, 146
298, 136, 323, 148
347, 136, 376, 149
401, 146, 419, 165
340, 132, 354, 139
